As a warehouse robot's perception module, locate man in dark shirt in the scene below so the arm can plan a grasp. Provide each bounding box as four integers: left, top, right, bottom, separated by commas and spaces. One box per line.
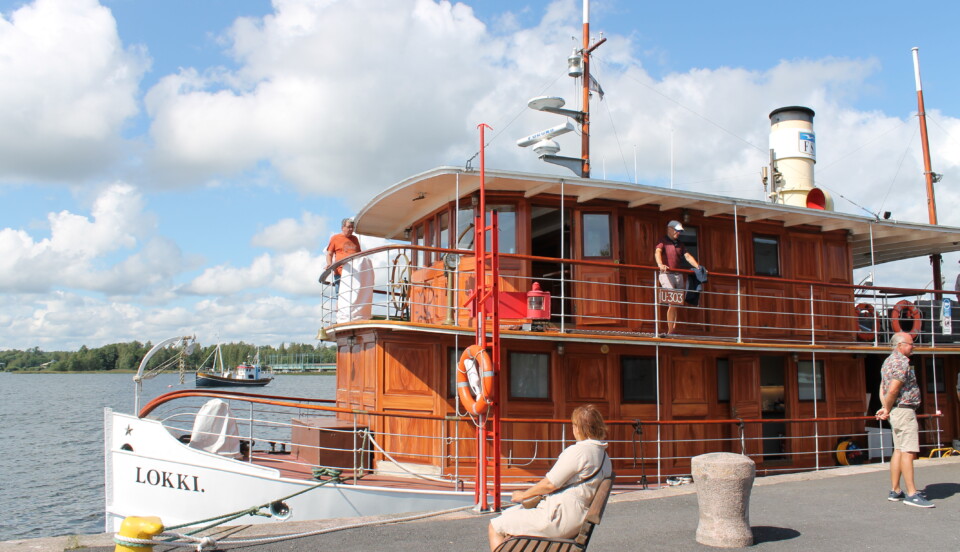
654, 220, 700, 334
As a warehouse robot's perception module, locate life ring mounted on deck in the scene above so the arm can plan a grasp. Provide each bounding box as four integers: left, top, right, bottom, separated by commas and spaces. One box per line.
890, 300, 921, 338
855, 303, 876, 342
835, 439, 864, 466
457, 345, 495, 416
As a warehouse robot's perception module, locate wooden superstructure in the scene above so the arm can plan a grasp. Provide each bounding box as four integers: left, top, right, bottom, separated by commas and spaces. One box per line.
319, 166, 960, 480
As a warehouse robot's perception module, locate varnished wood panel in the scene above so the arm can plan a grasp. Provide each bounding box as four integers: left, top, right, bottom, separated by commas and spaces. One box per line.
622, 215, 657, 332
625, 268, 655, 333
409, 265, 445, 324
730, 356, 762, 457
574, 264, 621, 325
382, 341, 435, 399
671, 357, 708, 404
381, 410, 439, 465
747, 281, 789, 337
701, 223, 740, 274
563, 354, 608, 403
789, 235, 822, 281
705, 279, 739, 337
501, 419, 555, 473
823, 237, 851, 283
621, 214, 657, 267
669, 420, 709, 468
830, 356, 864, 409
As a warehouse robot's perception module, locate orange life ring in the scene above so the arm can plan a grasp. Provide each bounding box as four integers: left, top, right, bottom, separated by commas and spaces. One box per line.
456, 345, 495, 416
890, 300, 921, 338
855, 303, 876, 342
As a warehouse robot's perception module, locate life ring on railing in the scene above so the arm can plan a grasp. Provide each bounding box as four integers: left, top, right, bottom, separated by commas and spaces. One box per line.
890, 300, 921, 338
835, 439, 863, 466
855, 303, 876, 342
456, 345, 494, 416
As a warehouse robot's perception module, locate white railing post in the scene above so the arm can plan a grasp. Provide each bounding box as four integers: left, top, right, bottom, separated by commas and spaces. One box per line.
809, 284, 816, 346
653, 273, 660, 334
733, 203, 742, 343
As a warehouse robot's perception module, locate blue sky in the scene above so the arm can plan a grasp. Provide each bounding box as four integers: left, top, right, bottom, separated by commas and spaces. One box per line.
1, 0, 959, 351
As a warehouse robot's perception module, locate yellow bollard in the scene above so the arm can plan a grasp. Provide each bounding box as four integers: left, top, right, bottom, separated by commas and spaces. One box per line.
115, 516, 164, 552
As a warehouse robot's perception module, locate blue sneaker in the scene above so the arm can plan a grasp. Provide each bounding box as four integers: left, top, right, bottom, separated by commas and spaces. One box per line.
903, 493, 935, 508
887, 490, 904, 501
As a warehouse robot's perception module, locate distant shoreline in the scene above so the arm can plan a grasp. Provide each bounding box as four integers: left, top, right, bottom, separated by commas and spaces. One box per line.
0, 370, 333, 376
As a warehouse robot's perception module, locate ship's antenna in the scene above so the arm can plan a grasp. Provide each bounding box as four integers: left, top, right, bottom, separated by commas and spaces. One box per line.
912, 47, 944, 292
517, 0, 605, 178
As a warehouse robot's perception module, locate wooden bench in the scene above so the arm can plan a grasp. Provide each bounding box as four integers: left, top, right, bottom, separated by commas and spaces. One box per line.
494, 475, 616, 552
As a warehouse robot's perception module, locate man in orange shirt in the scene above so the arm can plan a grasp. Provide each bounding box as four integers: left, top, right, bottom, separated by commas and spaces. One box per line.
326, 218, 361, 294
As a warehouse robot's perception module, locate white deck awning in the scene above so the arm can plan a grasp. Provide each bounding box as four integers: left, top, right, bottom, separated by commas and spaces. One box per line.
355, 166, 960, 269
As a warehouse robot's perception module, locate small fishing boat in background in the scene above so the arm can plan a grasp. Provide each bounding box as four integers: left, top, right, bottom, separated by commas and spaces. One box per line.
195, 344, 273, 387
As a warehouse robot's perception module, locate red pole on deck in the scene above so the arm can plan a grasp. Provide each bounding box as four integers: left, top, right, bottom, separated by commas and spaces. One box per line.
473, 123, 502, 511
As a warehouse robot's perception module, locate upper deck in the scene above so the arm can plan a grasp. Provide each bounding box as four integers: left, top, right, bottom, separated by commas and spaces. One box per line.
320, 167, 960, 353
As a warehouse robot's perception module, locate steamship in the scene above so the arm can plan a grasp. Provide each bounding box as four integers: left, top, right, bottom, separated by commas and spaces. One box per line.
102, 3, 960, 533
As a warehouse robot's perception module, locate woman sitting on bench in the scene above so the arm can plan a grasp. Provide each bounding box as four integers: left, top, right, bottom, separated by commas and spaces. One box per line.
488, 405, 613, 551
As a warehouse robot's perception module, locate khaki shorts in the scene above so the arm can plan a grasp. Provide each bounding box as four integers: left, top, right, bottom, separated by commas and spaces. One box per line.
890, 407, 920, 453
659, 272, 685, 290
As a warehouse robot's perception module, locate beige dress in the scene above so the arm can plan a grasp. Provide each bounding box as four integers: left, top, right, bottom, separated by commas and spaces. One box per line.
491, 439, 612, 539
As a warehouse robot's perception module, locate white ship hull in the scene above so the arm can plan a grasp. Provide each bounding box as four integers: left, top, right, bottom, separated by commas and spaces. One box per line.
103, 410, 473, 532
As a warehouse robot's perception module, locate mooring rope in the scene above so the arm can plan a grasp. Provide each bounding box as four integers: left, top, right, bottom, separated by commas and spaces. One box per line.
114, 504, 481, 551
159, 469, 343, 537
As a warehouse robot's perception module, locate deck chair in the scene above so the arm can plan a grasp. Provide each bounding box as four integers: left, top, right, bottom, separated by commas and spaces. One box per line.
494, 474, 616, 552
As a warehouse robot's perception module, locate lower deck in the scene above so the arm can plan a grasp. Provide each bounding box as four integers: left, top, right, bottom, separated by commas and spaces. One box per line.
330, 323, 960, 481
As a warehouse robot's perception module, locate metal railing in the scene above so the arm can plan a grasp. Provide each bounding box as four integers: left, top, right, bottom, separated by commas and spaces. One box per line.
318, 245, 958, 347
142, 390, 948, 489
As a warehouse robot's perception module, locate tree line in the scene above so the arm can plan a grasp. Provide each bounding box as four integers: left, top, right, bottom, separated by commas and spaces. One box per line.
0, 341, 336, 372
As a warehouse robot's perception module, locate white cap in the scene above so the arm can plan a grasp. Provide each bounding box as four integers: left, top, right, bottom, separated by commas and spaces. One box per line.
667, 220, 684, 232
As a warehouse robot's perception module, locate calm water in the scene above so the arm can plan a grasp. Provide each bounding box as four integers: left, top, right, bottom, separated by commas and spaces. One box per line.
0, 373, 335, 541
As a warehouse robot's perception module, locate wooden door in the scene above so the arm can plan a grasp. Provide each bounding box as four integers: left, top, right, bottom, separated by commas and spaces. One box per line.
668, 356, 710, 467
574, 210, 621, 325
730, 355, 762, 458
622, 214, 657, 332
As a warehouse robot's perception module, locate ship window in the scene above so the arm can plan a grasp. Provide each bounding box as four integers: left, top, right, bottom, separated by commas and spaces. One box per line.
448, 347, 464, 398
717, 358, 730, 402
485, 205, 517, 254
438, 211, 450, 250
582, 213, 611, 258
509, 352, 549, 399
414, 224, 425, 269
797, 360, 824, 401
621, 356, 656, 403
678, 226, 698, 266
753, 235, 780, 276
424, 218, 434, 265
925, 363, 944, 393
457, 205, 475, 249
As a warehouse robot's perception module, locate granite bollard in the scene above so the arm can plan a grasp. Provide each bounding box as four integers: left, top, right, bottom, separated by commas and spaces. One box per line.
691, 452, 755, 548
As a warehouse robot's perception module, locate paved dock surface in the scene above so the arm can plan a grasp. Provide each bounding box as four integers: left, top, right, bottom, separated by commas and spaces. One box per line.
3, 457, 957, 552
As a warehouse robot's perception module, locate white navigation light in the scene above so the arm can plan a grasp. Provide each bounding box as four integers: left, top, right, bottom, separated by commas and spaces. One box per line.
517, 121, 575, 148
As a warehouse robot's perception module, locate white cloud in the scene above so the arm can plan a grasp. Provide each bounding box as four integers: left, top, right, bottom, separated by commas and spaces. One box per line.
251, 212, 328, 252
0, 0, 147, 180
143, 0, 509, 199
3, 0, 960, 352
182, 253, 274, 295
0, 183, 162, 293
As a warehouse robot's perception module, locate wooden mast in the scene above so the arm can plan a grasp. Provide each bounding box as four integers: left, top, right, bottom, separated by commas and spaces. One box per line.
912, 47, 942, 294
